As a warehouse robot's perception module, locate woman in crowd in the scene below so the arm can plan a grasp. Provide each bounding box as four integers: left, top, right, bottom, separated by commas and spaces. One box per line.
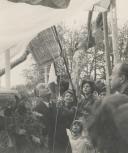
48, 89, 76, 153
77, 80, 97, 130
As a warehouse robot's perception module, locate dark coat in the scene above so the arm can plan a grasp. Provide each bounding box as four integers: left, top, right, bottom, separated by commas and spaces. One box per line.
48, 101, 75, 153
77, 94, 95, 118
120, 82, 128, 96
88, 94, 128, 153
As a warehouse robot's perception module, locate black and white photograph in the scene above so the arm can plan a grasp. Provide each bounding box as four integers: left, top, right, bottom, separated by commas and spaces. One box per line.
0, 0, 128, 153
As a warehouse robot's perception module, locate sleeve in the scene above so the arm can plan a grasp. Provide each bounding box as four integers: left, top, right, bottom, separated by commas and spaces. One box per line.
66, 129, 72, 142
66, 129, 71, 136
82, 138, 96, 153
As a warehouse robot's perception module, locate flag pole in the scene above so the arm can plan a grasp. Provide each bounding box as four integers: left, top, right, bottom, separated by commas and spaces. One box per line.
52, 26, 77, 104
5, 49, 11, 89
110, 0, 120, 64
44, 66, 48, 87
102, 11, 111, 95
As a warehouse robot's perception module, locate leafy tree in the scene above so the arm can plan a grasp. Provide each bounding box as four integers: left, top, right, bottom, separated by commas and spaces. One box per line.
22, 22, 128, 91
118, 23, 128, 61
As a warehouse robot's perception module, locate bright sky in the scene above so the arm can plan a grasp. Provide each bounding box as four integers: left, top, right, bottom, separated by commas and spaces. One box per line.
1, 0, 128, 88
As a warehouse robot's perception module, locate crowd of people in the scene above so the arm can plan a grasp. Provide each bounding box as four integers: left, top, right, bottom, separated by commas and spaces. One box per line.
0, 62, 128, 153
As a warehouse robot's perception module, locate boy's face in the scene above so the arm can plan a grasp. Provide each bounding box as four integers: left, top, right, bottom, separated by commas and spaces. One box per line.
82, 83, 92, 95
72, 122, 81, 134
100, 92, 106, 98
64, 93, 73, 106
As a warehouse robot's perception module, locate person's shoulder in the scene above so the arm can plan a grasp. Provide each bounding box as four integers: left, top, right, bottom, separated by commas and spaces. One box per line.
49, 100, 56, 107
33, 100, 49, 114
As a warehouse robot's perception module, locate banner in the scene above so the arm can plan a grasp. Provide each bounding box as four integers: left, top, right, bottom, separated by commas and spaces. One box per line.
28, 28, 60, 66
94, 0, 111, 12
8, 0, 71, 8
0, 0, 109, 58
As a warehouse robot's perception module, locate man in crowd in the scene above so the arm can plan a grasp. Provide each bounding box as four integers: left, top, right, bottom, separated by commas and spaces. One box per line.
88, 94, 128, 153
34, 83, 76, 153
111, 62, 128, 95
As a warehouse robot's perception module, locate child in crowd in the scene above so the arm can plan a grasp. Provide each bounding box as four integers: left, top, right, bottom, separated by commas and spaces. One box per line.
67, 120, 94, 153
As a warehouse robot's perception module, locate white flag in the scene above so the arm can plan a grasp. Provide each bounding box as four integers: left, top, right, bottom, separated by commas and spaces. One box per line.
94, 0, 111, 12
0, 0, 99, 55
48, 63, 57, 85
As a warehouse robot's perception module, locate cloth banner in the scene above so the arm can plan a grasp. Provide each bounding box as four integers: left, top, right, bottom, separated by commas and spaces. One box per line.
8, 0, 71, 9
0, 0, 111, 66
0, 0, 89, 53
94, 0, 111, 12
28, 28, 60, 66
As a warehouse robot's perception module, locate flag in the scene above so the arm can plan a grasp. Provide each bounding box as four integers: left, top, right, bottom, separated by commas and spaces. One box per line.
0, 0, 90, 55
94, 0, 111, 12
8, 0, 71, 9
93, 12, 104, 44
86, 12, 104, 46
48, 63, 57, 85
28, 28, 60, 66
48, 63, 58, 99
0, 0, 107, 66
96, 12, 103, 29
87, 10, 96, 49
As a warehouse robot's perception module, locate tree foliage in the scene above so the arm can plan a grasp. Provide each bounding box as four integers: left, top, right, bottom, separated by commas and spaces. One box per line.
22, 22, 128, 90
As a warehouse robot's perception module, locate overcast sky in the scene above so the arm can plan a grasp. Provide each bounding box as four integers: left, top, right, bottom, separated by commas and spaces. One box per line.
1, 0, 128, 88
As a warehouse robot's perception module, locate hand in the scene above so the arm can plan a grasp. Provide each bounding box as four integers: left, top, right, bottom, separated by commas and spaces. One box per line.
32, 135, 40, 144
82, 111, 89, 117
33, 111, 43, 117
18, 129, 26, 135
71, 106, 77, 112
56, 97, 63, 108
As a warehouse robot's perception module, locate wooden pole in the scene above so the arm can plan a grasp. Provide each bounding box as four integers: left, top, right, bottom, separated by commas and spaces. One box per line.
102, 12, 111, 95
52, 26, 77, 104
110, 0, 120, 64
0, 78, 1, 87
5, 50, 11, 88
44, 66, 48, 87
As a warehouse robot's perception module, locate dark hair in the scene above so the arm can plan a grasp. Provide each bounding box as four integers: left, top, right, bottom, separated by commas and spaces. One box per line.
63, 89, 74, 97
119, 63, 128, 79
88, 94, 128, 153
81, 80, 95, 93
95, 80, 106, 94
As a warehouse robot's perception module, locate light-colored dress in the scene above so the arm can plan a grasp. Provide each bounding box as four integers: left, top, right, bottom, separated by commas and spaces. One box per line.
67, 129, 93, 153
